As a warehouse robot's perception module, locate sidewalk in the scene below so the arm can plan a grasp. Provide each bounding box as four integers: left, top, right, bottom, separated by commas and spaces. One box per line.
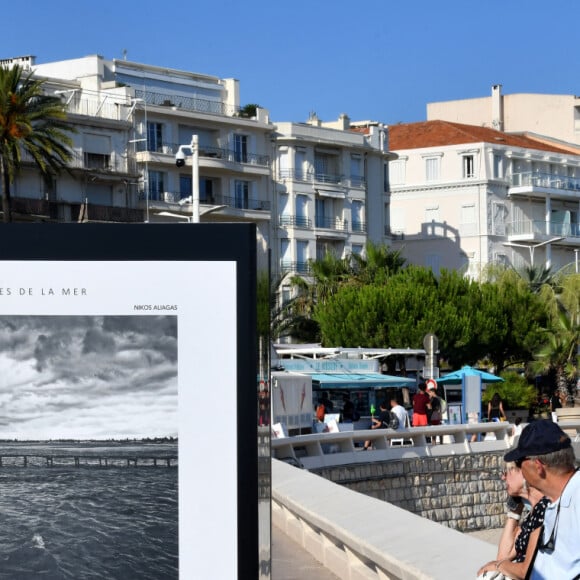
271, 523, 339, 580
271, 524, 502, 580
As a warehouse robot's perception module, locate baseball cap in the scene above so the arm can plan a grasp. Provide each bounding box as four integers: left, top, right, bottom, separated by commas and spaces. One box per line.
504, 419, 571, 462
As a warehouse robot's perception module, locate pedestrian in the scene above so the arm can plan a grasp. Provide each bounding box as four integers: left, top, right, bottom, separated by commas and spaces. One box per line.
477, 461, 548, 580
488, 392, 506, 422
503, 419, 580, 579
341, 394, 355, 422
412, 382, 430, 427
426, 383, 444, 426
389, 397, 409, 430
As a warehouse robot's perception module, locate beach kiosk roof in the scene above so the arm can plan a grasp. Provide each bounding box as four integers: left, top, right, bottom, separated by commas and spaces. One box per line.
311, 372, 415, 389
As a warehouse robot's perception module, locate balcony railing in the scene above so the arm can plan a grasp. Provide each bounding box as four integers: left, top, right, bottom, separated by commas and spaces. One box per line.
134, 89, 239, 117
141, 190, 270, 211
506, 220, 580, 238
136, 141, 269, 167
279, 215, 312, 228
351, 221, 366, 233
315, 216, 348, 231
63, 95, 129, 121
314, 172, 342, 184
280, 261, 310, 274
510, 172, 580, 192
277, 169, 366, 187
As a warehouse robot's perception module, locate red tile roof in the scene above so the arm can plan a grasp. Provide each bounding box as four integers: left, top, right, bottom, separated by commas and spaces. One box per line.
389, 120, 574, 156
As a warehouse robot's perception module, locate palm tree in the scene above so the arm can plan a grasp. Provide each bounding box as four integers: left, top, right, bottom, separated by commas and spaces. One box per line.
350, 241, 406, 285
532, 307, 580, 406
0, 64, 74, 222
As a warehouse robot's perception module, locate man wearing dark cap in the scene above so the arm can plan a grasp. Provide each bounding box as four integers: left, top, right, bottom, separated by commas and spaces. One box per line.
504, 419, 579, 579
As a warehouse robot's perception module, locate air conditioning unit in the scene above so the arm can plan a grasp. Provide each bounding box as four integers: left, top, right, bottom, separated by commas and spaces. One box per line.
163, 192, 176, 203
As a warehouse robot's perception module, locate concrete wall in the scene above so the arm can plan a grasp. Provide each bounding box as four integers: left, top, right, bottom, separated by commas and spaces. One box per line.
313, 452, 507, 532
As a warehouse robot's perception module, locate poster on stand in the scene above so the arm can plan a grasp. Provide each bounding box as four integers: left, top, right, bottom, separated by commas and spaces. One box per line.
0, 223, 257, 580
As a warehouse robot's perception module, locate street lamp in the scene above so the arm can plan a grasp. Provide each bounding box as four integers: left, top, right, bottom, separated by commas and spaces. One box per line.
175, 134, 200, 223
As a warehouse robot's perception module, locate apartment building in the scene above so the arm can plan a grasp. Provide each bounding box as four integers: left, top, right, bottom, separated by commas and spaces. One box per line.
388, 120, 580, 278
30, 55, 276, 267
428, 84, 580, 148
6, 55, 393, 275
272, 113, 390, 278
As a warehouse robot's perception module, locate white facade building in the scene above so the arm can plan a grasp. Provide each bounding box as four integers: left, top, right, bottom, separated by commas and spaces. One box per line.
272, 113, 390, 278
388, 120, 580, 277
428, 84, 580, 148
31, 54, 275, 268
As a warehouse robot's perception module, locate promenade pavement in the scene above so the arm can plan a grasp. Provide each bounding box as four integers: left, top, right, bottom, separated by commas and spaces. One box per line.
271, 524, 502, 579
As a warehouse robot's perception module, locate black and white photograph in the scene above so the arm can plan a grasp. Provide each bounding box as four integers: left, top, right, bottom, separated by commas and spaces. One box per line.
0, 315, 178, 579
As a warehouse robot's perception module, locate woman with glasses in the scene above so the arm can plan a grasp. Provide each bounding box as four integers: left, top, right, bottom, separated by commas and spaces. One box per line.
477, 462, 548, 580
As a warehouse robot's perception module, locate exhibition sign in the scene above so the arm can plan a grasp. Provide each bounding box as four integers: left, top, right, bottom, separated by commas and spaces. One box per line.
0, 223, 258, 579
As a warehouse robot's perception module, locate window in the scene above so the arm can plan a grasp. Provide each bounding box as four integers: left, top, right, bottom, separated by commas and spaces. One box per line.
180, 175, 192, 200
295, 195, 308, 227
352, 244, 364, 256
350, 154, 363, 186
295, 148, 306, 180
234, 134, 248, 163
84, 153, 110, 169
147, 122, 163, 152
315, 197, 329, 228
383, 163, 389, 191
425, 157, 440, 181
234, 180, 249, 208
463, 155, 475, 178
461, 204, 477, 236
493, 154, 503, 179
314, 150, 340, 183
352, 200, 364, 232
148, 170, 164, 201
296, 241, 309, 273
278, 148, 290, 179
389, 159, 406, 186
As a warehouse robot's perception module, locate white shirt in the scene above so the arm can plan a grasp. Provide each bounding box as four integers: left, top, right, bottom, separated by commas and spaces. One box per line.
390, 404, 409, 431
530, 469, 580, 579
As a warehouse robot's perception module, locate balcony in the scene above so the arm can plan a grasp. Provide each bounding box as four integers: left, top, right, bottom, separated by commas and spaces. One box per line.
279, 215, 312, 228
506, 219, 580, 243
351, 221, 366, 234
509, 172, 580, 199
134, 89, 239, 117
315, 216, 348, 231
280, 260, 310, 275
142, 190, 270, 212
136, 141, 269, 167
277, 169, 366, 188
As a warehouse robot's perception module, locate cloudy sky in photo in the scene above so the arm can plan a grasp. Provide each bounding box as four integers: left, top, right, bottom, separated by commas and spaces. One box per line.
0, 316, 177, 440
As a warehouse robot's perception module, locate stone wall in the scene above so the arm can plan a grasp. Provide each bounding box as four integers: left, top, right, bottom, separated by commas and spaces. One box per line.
312, 452, 507, 532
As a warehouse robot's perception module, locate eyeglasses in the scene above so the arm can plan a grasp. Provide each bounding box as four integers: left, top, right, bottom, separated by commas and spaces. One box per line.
538, 502, 560, 553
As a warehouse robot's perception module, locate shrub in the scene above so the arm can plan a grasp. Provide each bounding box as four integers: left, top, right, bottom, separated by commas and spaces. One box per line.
482, 371, 537, 410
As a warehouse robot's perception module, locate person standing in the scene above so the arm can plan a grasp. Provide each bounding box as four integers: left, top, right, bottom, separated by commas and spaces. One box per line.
503, 420, 580, 579
390, 397, 409, 430
412, 382, 430, 427
488, 392, 506, 422
426, 383, 444, 426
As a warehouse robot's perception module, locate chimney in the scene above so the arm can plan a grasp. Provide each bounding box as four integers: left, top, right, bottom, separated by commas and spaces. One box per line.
491, 84, 503, 131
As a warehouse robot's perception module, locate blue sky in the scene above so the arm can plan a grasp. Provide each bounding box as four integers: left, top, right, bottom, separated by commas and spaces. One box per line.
4, 0, 580, 125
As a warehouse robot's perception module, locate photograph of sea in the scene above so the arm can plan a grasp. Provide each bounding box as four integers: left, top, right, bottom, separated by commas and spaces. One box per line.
0, 316, 178, 579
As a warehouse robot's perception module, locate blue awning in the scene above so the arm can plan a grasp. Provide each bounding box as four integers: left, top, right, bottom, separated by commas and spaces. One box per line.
311, 372, 415, 389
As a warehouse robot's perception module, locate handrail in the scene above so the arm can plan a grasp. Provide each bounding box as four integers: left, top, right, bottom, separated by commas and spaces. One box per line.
272, 422, 536, 469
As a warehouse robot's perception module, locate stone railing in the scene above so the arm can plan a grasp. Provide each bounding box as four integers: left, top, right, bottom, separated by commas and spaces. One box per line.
271, 421, 517, 470
272, 421, 580, 579
273, 458, 497, 580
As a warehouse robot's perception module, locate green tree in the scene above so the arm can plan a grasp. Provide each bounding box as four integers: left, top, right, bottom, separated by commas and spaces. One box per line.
0, 64, 74, 222
350, 241, 406, 285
